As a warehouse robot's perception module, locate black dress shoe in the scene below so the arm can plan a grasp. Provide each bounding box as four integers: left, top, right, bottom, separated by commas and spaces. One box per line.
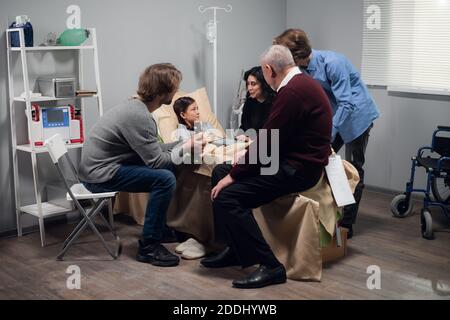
232, 264, 287, 289
200, 247, 240, 268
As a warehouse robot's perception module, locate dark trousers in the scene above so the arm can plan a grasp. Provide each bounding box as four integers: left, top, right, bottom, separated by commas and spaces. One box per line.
332, 124, 373, 226
211, 163, 320, 268
83, 165, 176, 242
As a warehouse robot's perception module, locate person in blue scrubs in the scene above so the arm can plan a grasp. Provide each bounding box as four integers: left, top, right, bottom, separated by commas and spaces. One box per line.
274, 29, 380, 238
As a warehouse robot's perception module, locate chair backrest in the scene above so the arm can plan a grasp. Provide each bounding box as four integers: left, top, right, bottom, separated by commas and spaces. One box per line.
434, 137, 450, 156
44, 134, 80, 184
45, 134, 68, 164
432, 127, 450, 157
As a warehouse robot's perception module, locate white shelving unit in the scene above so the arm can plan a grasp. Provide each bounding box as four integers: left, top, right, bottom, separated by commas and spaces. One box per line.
6, 27, 103, 246
13, 95, 98, 102
9, 45, 95, 51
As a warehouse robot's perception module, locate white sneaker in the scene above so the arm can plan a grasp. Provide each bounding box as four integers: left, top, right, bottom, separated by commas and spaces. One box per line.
175, 238, 206, 259
181, 239, 206, 260
181, 245, 206, 260
175, 238, 198, 254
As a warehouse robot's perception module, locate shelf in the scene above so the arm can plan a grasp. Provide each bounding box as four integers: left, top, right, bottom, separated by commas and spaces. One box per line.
10, 45, 95, 52
20, 202, 74, 218
8, 28, 101, 247
13, 95, 97, 102
16, 143, 83, 153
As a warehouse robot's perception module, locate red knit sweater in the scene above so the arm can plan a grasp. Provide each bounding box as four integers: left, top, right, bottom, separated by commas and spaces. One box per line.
230, 73, 332, 183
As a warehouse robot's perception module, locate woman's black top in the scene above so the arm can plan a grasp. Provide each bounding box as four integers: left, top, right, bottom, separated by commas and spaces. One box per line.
239, 98, 272, 132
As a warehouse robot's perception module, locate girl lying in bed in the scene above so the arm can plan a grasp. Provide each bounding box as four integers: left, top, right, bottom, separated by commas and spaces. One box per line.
171, 96, 215, 259
173, 96, 217, 141
171, 97, 248, 259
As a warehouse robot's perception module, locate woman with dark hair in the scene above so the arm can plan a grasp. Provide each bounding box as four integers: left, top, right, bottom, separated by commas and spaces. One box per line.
237, 66, 275, 140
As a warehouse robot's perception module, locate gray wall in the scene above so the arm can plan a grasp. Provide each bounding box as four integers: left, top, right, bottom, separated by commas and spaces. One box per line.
287, 0, 450, 192
0, 0, 286, 233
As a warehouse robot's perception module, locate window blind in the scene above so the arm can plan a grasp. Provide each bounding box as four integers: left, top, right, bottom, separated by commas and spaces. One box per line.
362, 0, 450, 95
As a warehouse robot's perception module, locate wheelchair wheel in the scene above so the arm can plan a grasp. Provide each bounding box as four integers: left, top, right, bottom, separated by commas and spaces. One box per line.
431, 175, 450, 205
391, 194, 413, 218
421, 209, 434, 240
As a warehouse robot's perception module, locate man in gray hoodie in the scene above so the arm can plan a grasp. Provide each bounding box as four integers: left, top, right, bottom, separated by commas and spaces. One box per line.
79, 63, 203, 267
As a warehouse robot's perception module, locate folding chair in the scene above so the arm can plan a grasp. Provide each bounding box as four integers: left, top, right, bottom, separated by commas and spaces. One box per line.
44, 134, 122, 260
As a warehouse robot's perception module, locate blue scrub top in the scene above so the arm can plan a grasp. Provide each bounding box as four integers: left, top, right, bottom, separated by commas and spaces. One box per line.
305, 49, 380, 144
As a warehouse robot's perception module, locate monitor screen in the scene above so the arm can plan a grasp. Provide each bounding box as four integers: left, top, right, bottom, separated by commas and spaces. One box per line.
46, 109, 65, 123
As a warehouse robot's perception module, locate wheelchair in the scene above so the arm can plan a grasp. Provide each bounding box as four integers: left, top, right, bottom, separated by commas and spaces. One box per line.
391, 126, 450, 240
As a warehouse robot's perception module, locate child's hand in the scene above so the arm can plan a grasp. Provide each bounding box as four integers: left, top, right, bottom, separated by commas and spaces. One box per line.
182, 132, 206, 151
235, 134, 249, 142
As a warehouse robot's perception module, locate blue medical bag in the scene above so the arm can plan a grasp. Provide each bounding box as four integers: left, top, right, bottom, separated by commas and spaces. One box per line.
9, 18, 34, 47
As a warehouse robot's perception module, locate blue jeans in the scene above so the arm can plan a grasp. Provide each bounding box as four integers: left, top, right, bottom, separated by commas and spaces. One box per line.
83, 165, 176, 242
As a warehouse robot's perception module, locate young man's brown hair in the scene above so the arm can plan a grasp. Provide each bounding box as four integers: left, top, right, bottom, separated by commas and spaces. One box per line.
273, 29, 312, 65
137, 63, 182, 103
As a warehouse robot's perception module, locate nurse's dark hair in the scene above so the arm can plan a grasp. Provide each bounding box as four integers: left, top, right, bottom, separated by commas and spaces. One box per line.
137, 63, 182, 103
243, 66, 275, 102
273, 28, 312, 65
173, 96, 196, 125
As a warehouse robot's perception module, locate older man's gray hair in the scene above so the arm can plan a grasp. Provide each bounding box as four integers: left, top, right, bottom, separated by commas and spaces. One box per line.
260, 45, 295, 73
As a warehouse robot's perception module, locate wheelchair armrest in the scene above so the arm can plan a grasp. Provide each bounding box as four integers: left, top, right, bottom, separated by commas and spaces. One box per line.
417, 146, 433, 158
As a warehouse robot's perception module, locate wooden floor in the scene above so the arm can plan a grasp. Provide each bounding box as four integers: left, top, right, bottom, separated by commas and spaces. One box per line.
1, 189, 449, 300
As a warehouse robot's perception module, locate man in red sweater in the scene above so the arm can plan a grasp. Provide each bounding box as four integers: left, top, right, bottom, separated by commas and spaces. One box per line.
200, 45, 332, 289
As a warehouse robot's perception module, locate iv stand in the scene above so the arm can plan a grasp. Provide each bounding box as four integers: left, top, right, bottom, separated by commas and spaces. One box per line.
198, 4, 232, 116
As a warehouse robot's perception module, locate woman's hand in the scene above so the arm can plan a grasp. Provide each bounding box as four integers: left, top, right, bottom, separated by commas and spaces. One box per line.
211, 174, 235, 200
